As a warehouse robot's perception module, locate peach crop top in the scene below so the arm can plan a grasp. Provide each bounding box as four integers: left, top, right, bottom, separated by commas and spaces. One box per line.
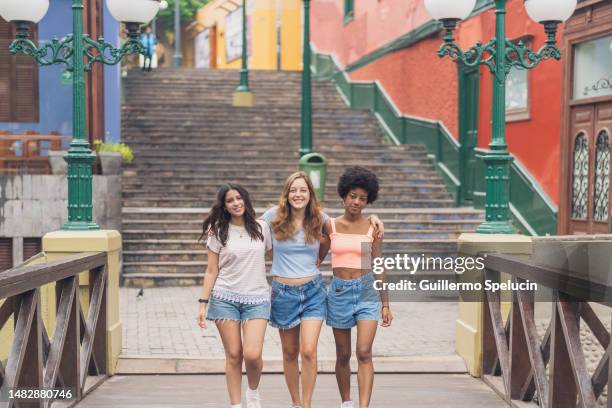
329, 218, 374, 269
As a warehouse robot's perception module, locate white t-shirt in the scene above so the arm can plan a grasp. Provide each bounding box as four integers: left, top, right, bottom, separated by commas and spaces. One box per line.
206, 220, 272, 304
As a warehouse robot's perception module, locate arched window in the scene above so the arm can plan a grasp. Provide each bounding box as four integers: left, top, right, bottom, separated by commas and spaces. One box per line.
593, 130, 610, 222
571, 132, 589, 220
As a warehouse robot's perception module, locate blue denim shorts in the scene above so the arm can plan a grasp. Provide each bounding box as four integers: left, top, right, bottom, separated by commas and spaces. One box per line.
206, 296, 271, 322
270, 276, 327, 329
326, 273, 381, 329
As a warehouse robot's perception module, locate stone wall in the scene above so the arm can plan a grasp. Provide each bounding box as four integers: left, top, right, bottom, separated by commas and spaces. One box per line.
0, 175, 121, 265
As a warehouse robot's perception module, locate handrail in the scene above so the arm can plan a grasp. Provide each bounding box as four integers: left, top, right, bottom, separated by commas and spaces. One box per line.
482, 251, 611, 407
0, 133, 69, 156
0, 134, 70, 142
0, 252, 106, 299
485, 253, 612, 302
0, 133, 71, 175
0, 251, 108, 407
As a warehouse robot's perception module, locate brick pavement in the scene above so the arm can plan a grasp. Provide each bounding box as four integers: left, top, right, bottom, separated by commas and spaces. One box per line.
120, 286, 458, 359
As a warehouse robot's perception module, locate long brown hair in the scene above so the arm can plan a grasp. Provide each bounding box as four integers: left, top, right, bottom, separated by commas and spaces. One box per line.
200, 183, 263, 246
271, 172, 323, 243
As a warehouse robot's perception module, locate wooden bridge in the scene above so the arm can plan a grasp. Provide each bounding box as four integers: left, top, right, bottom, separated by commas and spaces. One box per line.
1, 238, 611, 407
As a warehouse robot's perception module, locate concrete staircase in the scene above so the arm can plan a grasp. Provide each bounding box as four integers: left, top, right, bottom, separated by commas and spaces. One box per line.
121, 68, 483, 287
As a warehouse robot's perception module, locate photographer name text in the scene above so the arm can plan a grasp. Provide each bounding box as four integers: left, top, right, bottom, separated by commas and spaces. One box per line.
374, 279, 538, 293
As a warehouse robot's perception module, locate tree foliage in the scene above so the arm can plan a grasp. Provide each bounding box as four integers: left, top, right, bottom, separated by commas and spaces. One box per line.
155, 0, 210, 34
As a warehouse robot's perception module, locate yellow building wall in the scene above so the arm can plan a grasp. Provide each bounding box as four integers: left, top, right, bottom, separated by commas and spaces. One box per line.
280, 0, 302, 70
196, 0, 302, 71
251, 0, 276, 70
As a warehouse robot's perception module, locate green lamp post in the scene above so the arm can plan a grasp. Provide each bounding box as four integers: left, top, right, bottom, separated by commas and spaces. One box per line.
299, 0, 312, 157
0, 0, 162, 231
232, 0, 255, 107
424, 0, 577, 234
173, 0, 182, 67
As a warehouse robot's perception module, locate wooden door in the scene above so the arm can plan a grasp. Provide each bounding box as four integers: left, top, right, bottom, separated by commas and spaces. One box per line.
568, 102, 612, 234
592, 102, 612, 233
209, 25, 217, 68
560, 0, 612, 235
568, 105, 595, 234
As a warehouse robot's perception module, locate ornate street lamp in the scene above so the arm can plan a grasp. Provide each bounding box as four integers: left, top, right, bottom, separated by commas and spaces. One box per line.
0, 0, 162, 230
232, 0, 255, 107
299, 0, 312, 157
424, 0, 577, 234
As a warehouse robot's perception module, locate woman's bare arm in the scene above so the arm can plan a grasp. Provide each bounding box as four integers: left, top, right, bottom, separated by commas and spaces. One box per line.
368, 215, 385, 239
318, 219, 331, 266
197, 250, 220, 328
373, 236, 393, 327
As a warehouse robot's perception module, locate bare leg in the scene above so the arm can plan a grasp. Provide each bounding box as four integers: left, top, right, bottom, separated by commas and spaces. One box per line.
242, 319, 268, 390
333, 328, 352, 403
356, 320, 377, 408
216, 321, 243, 405
279, 326, 301, 406
300, 320, 323, 408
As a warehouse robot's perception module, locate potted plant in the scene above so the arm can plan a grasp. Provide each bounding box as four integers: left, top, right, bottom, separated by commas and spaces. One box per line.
48, 150, 67, 175
94, 140, 134, 175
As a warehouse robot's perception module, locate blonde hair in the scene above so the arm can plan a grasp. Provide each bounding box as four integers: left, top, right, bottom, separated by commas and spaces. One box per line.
271, 172, 323, 243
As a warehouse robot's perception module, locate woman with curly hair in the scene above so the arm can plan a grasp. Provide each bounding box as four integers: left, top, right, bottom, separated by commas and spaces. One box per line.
324, 166, 393, 408
261, 172, 383, 408
197, 183, 272, 408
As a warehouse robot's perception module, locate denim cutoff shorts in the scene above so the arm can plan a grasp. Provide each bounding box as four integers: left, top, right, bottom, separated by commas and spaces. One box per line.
206, 296, 271, 322
270, 276, 327, 329
326, 273, 381, 329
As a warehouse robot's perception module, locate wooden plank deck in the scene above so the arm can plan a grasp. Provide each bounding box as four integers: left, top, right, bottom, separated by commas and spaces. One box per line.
74, 374, 509, 407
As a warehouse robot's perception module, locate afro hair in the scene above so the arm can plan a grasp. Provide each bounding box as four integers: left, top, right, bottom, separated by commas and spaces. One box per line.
337, 166, 379, 204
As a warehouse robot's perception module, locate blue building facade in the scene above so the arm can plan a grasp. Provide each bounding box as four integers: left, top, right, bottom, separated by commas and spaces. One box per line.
0, 0, 122, 144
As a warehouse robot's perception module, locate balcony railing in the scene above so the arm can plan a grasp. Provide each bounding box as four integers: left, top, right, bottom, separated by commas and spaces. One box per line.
0, 132, 70, 175
0, 252, 108, 407
482, 250, 612, 407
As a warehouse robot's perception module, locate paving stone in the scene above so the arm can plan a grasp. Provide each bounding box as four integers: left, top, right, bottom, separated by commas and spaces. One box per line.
120, 286, 458, 359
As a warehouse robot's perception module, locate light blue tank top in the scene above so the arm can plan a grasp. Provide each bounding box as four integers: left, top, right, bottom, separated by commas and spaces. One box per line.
262, 207, 329, 278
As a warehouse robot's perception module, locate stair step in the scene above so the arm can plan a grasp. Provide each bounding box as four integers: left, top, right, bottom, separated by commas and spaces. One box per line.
121, 206, 484, 220
121, 69, 483, 283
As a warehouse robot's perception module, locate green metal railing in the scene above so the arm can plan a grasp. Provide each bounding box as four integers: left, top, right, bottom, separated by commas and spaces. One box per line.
311, 45, 557, 236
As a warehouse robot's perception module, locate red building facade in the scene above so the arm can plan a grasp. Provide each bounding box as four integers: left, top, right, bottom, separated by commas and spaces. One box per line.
311, 0, 612, 234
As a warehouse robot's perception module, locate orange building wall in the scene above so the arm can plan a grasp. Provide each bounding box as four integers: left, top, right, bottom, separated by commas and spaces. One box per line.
311, 0, 563, 205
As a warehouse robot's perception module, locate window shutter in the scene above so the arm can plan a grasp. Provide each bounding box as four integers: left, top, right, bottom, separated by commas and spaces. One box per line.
14, 60, 39, 122
0, 238, 13, 272
14, 23, 39, 123
0, 18, 39, 123
23, 237, 42, 261
0, 18, 11, 121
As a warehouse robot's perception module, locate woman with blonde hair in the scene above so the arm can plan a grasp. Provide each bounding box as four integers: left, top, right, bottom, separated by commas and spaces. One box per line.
261, 172, 383, 408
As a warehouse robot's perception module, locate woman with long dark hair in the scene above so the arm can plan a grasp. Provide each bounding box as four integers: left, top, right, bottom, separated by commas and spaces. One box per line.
197, 183, 271, 408
261, 172, 384, 408
324, 166, 393, 408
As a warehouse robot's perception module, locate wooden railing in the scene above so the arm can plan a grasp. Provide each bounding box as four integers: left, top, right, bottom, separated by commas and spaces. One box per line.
482, 253, 611, 407
0, 132, 69, 175
0, 252, 108, 408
